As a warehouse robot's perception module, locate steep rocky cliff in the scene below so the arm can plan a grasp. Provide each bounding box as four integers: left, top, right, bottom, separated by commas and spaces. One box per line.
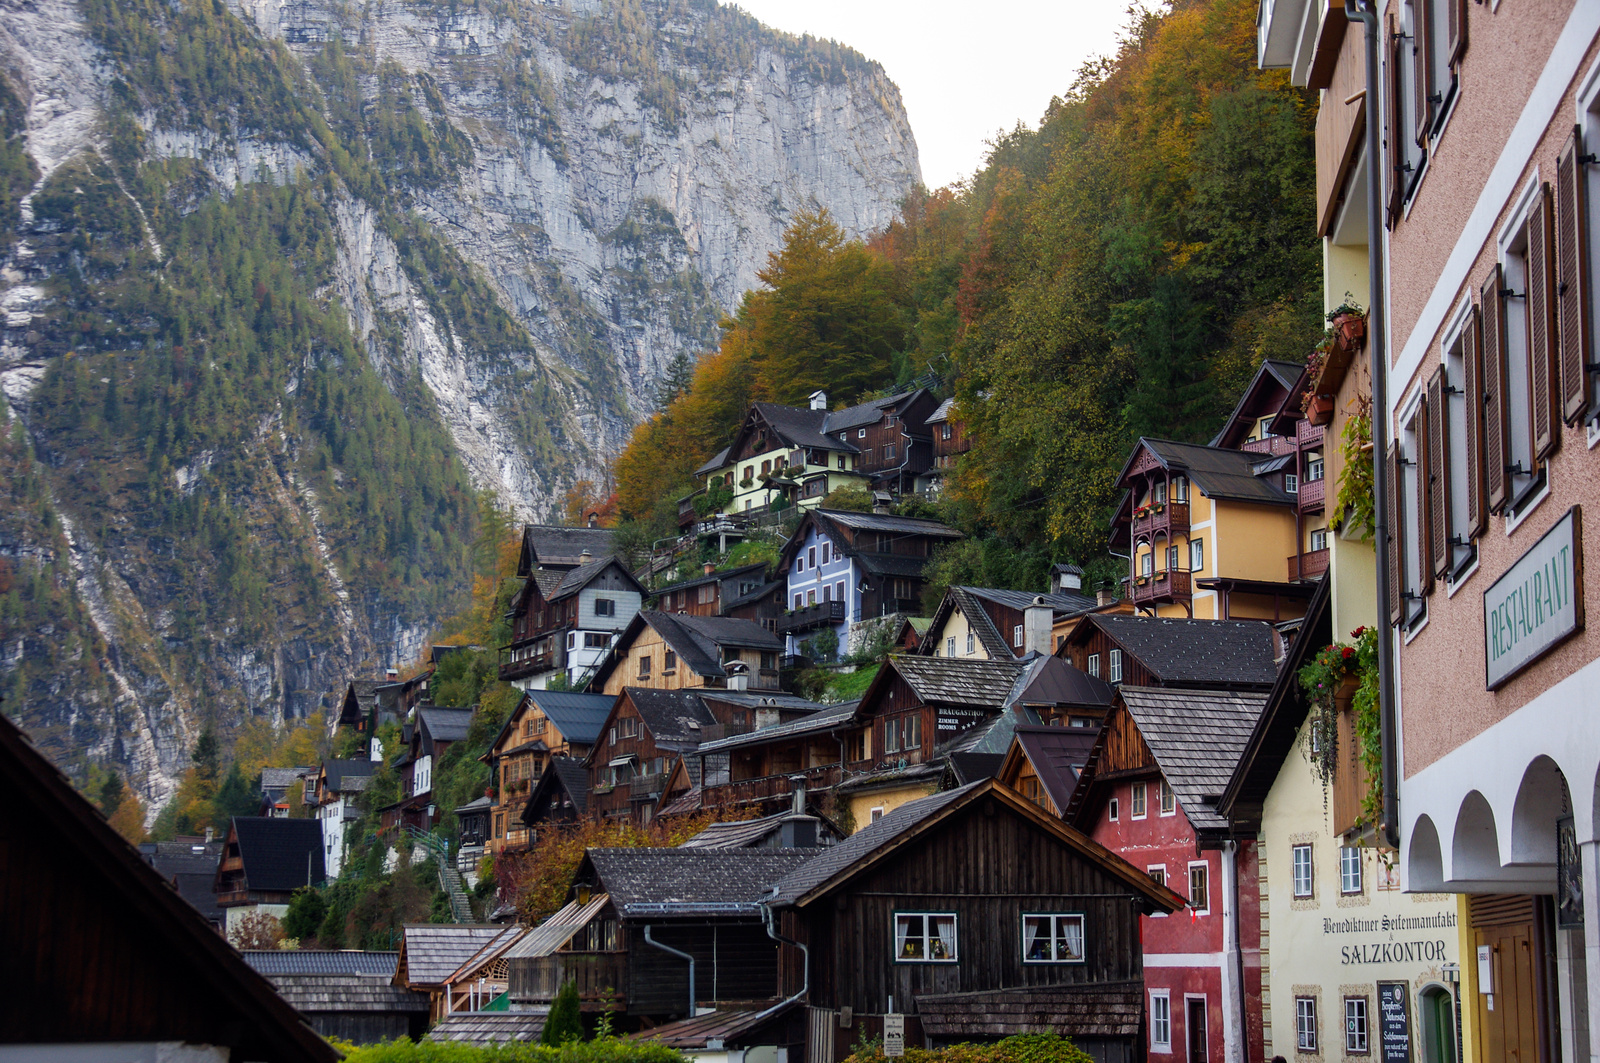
0, 0, 918, 808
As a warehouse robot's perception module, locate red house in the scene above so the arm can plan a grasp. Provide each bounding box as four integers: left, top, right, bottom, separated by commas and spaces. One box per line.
1065, 685, 1267, 1063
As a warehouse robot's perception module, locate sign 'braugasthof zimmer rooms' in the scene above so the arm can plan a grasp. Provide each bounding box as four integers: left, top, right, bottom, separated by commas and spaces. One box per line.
1483, 506, 1584, 690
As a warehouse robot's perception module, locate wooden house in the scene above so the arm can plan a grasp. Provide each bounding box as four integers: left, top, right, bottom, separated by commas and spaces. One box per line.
591, 611, 785, 696
763, 779, 1186, 1062
522, 755, 592, 836
515, 523, 617, 573
778, 509, 962, 659
996, 725, 1099, 817
506, 848, 815, 1026
381, 705, 475, 833
1064, 686, 1270, 1063
243, 949, 430, 1044
1056, 613, 1280, 693
308, 758, 375, 878
500, 553, 646, 690
336, 678, 378, 732
0, 711, 338, 1061
394, 923, 523, 1023
484, 689, 612, 853
925, 396, 971, 486
138, 838, 226, 932
257, 765, 316, 817
651, 562, 772, 618
821, 387, 941, 495
920, 584, 1101, 662
213, 816, 326, 936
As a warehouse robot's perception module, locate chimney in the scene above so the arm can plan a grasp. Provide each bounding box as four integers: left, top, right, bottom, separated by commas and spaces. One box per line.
725, 660, 750, 691
809, 390, 828, 411
579, 548, 593, 564
1097, 580, 1116, 607
1024, 596, 1053, 656
1052, 563, 1084, 594
204, 826, 214, 844
872, 491, 893, 515
386, 668, 399, 681
704, 561, 716, 576
791, 777, 806, 816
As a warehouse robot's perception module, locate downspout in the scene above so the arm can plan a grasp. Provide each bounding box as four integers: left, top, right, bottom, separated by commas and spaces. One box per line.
1220, 841, 1243, 1063
643, 924, 696, 1018
1344, 0, 1401, 851
752, 889, 810, 1024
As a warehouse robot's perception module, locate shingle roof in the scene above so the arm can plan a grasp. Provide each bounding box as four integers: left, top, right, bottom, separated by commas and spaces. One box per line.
651, 562, 769, 598
429, 1011, 549, 1045
140, 840, 223, 877
547, 554, 639, 602
678, 811, 834, 850
961, 586, 1102, 616
229, 816, 325, 892
418, 707, 475, 744
546, 756, 591, 812
695, 446, 732, 477
445, 926, 528, 984
694, 701, 859, 755
1117, 685, 1269, 830
821, 388, 926, 433
638, 611, 783, 678
916, 982, 1145, 1040
939, 587, 1013, 658
885, 654, 1027, 707
266, 974, 432, 1014
243, 950, 399, 977
584, 848, 817, 914
504, 894, 613, 959
750, 402, 858, 453
1086, 614, 1279, 687
724, 579, 782, 612
398, 925, 516, 986
815, 509, 964, 537
522, 690, 614, 746
1129, 438, 1294, 505
925, 396, 957, 425
1010, 655, 1115, 708
523, 525, 616, 569
1210, 358, 1305, 447
323, 759, 376, 792
260, 766, 312, 793
1009, 725, 1098, 814
617, 688, 721, 746
630, 1003, 800, 1049
856, 553, 935, 579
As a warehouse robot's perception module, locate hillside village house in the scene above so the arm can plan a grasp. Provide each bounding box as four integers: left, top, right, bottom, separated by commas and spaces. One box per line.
393, 923, 523, 1023
651, 561, 772, 617
521, 756, 591, 835
924, 396, 972, 488
1065, 686, 1270, 1063
484, 689, 611, 854
309, 758, 375, 878
996, 725, 1100, 818
778, 508, 962, 658
764, 780, 1187, 1063
244, 949, 430, 1045
592, 611, 786, 696
919, 572, 1104, 661
1057, 613, 1281, 693
139, 837, 227, 932
1258, 1, 1600, 1058
213, 816, 326, 936
380, 705, 475, 833
499, 553, 646, 690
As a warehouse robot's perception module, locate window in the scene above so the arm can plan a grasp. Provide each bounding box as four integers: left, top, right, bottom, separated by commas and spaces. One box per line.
884, 718, 900, 754
1293, 844, 1314, 898
1151, 992, 1172, 1053
945, 636, 956, 657
1188, 863, 1209, 913
835, 580, 845, 602
1147, 865, 1166, 888
858, 428, 867, 438
794, 594, 804, 610
1166, 545, 1179, 571
796, 554, 805, 574
1258, 416, 1275, 439
885, 444, 896, 460
663, 648, 677, 672
1087, 653, 1101, 678
761, 651, 776, 670
698, 583, 715, 605
567, 632, 577, 650
965, 632, 974, 655
1140, 551, 1154, 576
1341, 846, 1364, 894
1013, 624, 1024, 648
1021, 913, 1085, 963
894, 912, 957, 962
1159, 777, 1175, 814
1131, 782, 1147, 819
617, 716, 639, 739
585, 632, 609, 648
899, 714, 922, 750
1307, 456, 1325, 481
1107, 796, 1120, 821
821, 543, 831, 564
1345, 996, 1369, 1054
870, 806, 885, 822
807, 589, 817, 606
1153, 480, 1167, 503
1190, 538, 1204, 573
1297, 997, 1319, 1052
941, 424, 953, 440
637, 654, 652, 679
1396, 402, 1429, 626
1311, 528, 1329, 552
1285, 473, 1300, 494
1109, 649, 1123, 684
808, 546, 817, 567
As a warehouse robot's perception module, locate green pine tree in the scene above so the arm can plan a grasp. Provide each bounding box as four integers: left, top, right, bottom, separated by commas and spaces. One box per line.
97, 771, 125, 816
540, 980, 584, 1044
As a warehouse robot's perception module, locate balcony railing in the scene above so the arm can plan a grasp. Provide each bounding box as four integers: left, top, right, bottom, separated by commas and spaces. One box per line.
1240, 434, 1297, 457
629, 772, 666, 799
1297, 476, 1325, 512
1297, 419, 1325, 446
499, 638, 560, 681
701, 763, 854, 813
776, 600, 846, 634
1130, 500, 1190, 543
1123, 569, 1193, 607
509, 952, 627, 1008
1289, 548, 1330, 582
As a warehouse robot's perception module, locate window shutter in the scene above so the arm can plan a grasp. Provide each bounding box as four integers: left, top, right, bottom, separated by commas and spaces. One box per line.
1463, 304, 1487, 538
1415, 404, 1435, 599
1557, 128, 1593, 424
1387, 441, 1404, 625
1412, 1, 1434, 147
1480, 264, 1510, 513
1446, 0, 1467, 66
1529, 183, 1559, 460
1385, 14, 1406, 227
1427, 368, 1451, 580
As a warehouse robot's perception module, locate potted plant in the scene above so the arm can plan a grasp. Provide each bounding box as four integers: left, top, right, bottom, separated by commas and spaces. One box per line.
1329, 301, 1367, 351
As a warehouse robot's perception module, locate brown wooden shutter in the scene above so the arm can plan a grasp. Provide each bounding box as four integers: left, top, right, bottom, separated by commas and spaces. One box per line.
1481, 263, 1510, 513
1464, 303, 1488, 538
1386, 14, 1406, 227
1415, 404, 1435, 598
1412, 1, 1434, 147
1427, 367, 1451, 579
1557, 127, 1593, 424
1387, 441, 1405, 624
1529, 183, 1559, 460
1446, 0, 1468, 66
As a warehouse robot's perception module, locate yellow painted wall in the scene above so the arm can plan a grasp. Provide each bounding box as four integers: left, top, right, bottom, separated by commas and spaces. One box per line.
846, 781, 937, 833
600, 625, 706, 696
1214, 500, 1300, 585
926, 606, 989, 660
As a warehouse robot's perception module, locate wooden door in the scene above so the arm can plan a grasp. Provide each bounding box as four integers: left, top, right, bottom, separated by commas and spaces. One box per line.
1187, 998, 1208, 1063
1470, 895, 1543, 1063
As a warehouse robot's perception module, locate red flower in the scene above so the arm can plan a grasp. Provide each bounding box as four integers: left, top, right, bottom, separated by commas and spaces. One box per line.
1351, 626, 1368, 639
1342, 647, 1356, 660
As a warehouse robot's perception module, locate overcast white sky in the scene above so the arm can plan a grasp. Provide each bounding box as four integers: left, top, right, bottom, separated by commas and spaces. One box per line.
731, 1, 1132, 190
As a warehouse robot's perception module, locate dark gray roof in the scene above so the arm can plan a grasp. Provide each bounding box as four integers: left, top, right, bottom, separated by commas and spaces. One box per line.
724, 579, 782, 612
229, 817, 325, 892
322, 759, 376, 792
267, 973, 431, 1014
583, 848, 818, 914
1086, 614, 1280, 687
140, 839, 222, 877
243, 950, 399, 977
933, 587, 1012, 658
547, 757, 591, 812
1011, 655, 1115, 708
821, 388, 927, 433
1210, 358, 1305, 447
767, 784, 979, 906
699, 691, 833, 712
815, 509, 964, 538
260, 766, 312, 793
548, 554, 641, 601
1131, 438, 1294, 505
651, 562, 769, 598
400, 925, 519, 986
945, 752, 1006, 785
885, 654, 1027, 708
418, 707, 475, 744
750, 402, 858, 453
1010, 726, 1099, 813
694, 701, 859, 754
925, 396, 957, 424
637, 611, 783, 678
857, 553, 935, 579
678, 811, 832, 850
695, 446, 732, 477
1117, 686, 1268, 830
430, 1011, 549, 1044
620, 688, 720, 745
961, 586, 1101, 616
524, 525, 616, 568
521, 690, 614, 745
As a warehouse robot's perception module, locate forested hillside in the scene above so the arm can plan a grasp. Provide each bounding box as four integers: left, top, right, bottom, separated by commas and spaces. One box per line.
616, 0, 1321, 580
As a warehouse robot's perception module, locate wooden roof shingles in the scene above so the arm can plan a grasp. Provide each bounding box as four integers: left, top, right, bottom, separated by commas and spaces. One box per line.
1084, 613, 1280, 687
429, 1010, 550, 1045
397, 925, 518, 987
885, 654, 1027, 707
583, 848, 817, 914
916, 982, 1146, 1040
1113, 686, 1268, 831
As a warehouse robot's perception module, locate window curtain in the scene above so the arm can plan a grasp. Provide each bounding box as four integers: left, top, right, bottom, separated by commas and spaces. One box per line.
1060, 918, 1083, 961
1022, 918, 1039, 959
934, 917, 956, 960
895, 917, 911, 959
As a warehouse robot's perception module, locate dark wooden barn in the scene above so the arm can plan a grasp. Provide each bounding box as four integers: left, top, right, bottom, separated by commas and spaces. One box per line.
243, 949, 430, 1043
764, 779, 1185, 1063
0, 711, 338, 1061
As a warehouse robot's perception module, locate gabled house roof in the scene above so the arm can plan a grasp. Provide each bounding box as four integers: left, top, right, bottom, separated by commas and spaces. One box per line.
695, 446, 732, 477
677, 809, 839, 849
822, 387, 931, 434
578, 848, 817, 916
243, 950, 400, 977
694, 701, 859, 756
867, 654, 1028, 709
781, 508, 962, 570
0, 716, 338, 1062
1067, 686, 1268, 834
395, 924, 517, 988
490, 690, 613, 755
521, 755, 591, 827
338, 679, 378, 726
588, 611, 783, 690
925, 396, 957, 425
222, 816, 325, 893
612, 688, 720, 747
741, 402, 859, 456
650, 562, 770, 602
999, 725, 1102, 817
764, 780, 1186, 912
320, 758, 376, 793
504, 893, 614, 960
546, 553, 646, 603
1210, 358, 1305, 449
417, 707, 476, 748
1114, 437, 1296, 506
517, 524, 617, 575
1067, 613, 1280, 688
1009, 653, 1116, 709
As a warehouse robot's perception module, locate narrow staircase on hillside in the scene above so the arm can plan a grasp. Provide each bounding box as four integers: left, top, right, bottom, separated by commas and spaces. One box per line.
405, 827, 475, 922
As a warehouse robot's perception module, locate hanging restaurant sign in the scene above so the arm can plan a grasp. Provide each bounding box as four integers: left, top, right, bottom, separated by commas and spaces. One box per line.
1483, 506, 1584, 690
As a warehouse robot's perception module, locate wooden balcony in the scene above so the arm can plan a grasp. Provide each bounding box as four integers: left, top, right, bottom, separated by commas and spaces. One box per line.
701, 763, 855, 814
1297, 418, 1325, 446
1240, 435, 1297, 457
1288, 548, 1330, 582
1123, 569, 1192, 609
1130, 500, 1190, 544
499, 638, 560, 682
509, 952, 627, 1009
777, 600, 846, 634
1297, 475, 1325, 513
629, 772, 666, 800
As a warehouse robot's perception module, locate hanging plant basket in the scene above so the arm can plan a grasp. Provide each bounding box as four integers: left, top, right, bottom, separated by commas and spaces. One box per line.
1333, 311, 1367, 351
1308, 393, 1336, 426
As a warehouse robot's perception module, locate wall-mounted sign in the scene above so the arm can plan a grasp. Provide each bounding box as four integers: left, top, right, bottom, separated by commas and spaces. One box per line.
1377, 982, 1412, 1063
1559, 814, 1585, 930
883, 1014, 905, 1058
1483, 506, 1584, 690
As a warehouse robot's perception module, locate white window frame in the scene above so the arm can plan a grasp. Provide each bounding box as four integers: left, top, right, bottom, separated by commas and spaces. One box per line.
1020, 912, 1086, 964
1109, 796, 1119, 822
1172, 476, 1188, 502
965, 632, 975, 655
1400, 391, 1429, 631
1190, 537, 1204, 573
1285, 472, 1299, 494
945, 636, 956, 658
893, 911, 958, 964
1131, 782, 1147, 819
1150, 991, 1172, 1053
1307, 456, 1325, 481
1159, 777, 1176, 816
1296, 996, 1319, 1053
1013, 624, 1024, 648
1341, 846, 1364, 895
1293, 843, 1315, 898
1109, 648, 1123, 683
870, 806, 885, 823
1187, 860, 1210, 915
1310, 528, 1329, 552
1087, 653, 1101, 678
1345, 995, 1369, 1054
1441, 297, 1480, 589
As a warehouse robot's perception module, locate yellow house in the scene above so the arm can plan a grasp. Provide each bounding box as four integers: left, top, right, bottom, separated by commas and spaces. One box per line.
588, 611, 784, 697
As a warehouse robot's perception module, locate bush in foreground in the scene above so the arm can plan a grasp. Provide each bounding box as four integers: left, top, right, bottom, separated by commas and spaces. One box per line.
844, 1034, 1095, 1063
339, 1035, 688, 1063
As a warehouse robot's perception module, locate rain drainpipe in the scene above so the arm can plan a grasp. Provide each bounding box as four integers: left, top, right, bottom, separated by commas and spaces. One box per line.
642, 925, 695, 1018
1344, 0, 1401, 851
750, 887, 810, 1025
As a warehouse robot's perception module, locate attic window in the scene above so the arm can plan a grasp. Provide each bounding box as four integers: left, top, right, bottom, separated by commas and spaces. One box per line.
858, 429, 867, 438
595, 598, 615, 617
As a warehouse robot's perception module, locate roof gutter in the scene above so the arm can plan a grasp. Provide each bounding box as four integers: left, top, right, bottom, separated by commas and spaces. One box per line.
750, 888, 810, 1025
642, 923, 696, 1018
1344, 0, 1400, 851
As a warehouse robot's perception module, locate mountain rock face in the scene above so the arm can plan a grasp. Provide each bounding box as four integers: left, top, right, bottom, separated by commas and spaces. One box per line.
0, 0, 918, 808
